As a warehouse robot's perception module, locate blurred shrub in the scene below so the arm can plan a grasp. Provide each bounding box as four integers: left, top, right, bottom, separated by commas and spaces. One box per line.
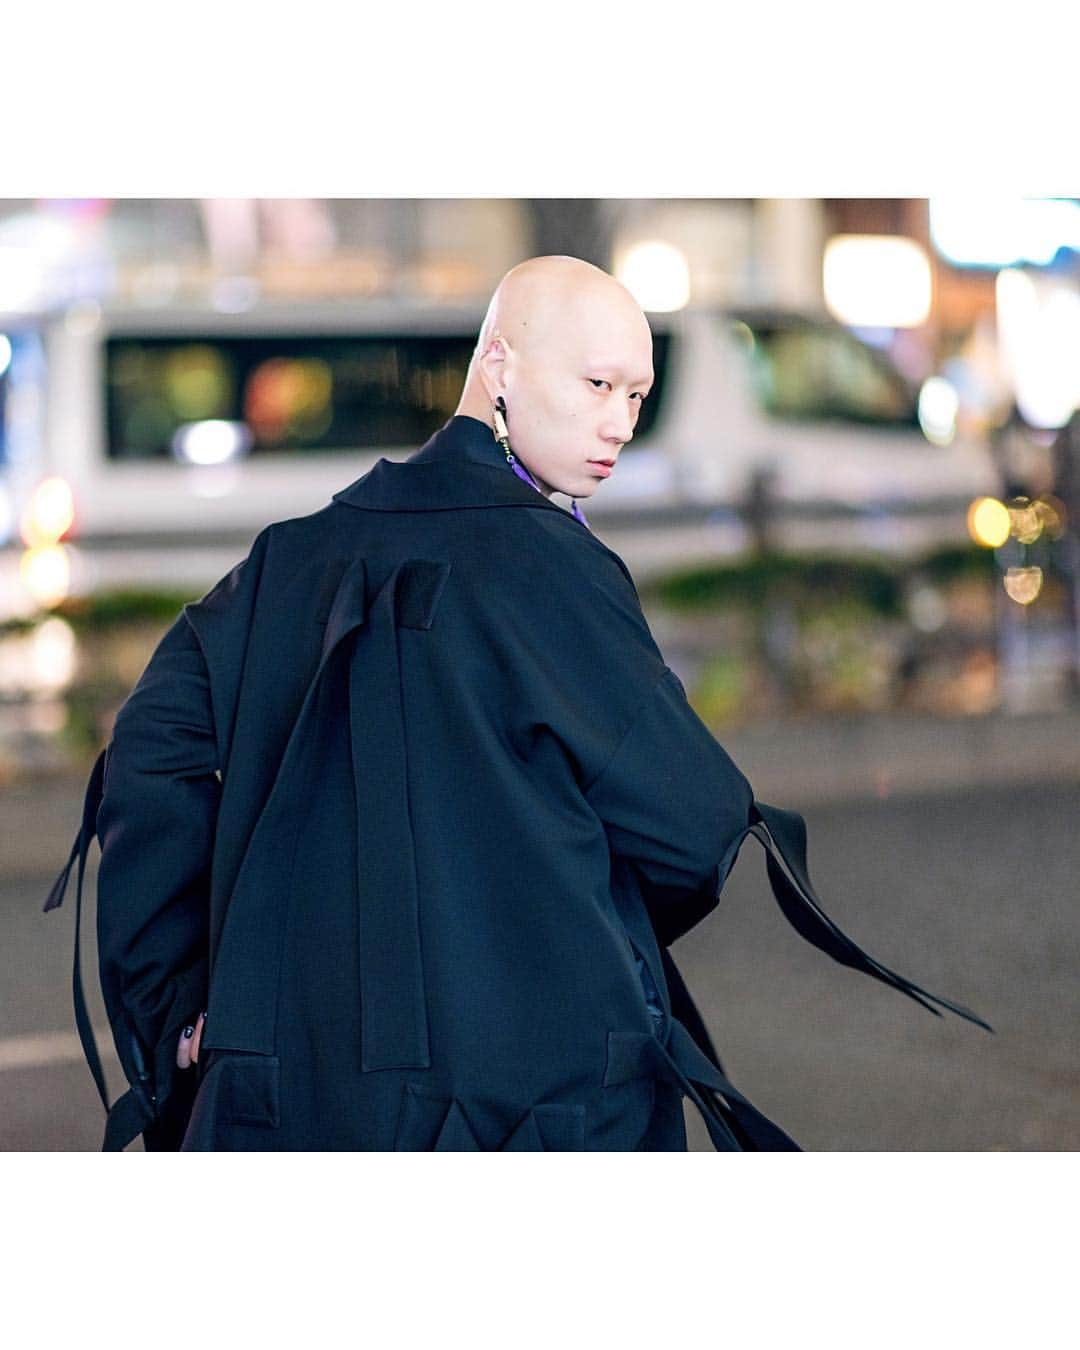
4, 546, 1006, 774
0, 591, 197, 767
640, 545, 999, 726
50, 589, 196, 633
643, 550, 907, 618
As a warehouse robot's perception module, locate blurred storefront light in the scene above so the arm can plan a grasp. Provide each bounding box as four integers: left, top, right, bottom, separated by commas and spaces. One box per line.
967, 495, 1011, 548
1002, 565, 1043, 605
917, 375, 959, 445
995, 266, 1080, 429
929, 197, 1080, 268
29, 616, 77, 693
20, 477, 75, 548
19, 544, 72, 610
614, 241, 690, 312
1007, 494, 1067, 544
823, 235, 932, 328
0, 616, 75, 697
1034, 494, 1067, 537
0, 208, 110, 312
1009, 496, 1043, 545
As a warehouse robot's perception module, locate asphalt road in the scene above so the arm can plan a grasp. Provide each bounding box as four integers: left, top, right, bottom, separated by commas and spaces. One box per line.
3, 773, 1077, 1151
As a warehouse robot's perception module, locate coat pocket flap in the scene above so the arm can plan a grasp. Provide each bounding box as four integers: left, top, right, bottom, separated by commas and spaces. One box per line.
182, 1052, 280, 1147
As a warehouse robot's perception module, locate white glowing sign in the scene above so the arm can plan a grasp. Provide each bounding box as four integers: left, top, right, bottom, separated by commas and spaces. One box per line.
930, 197, 1080, 268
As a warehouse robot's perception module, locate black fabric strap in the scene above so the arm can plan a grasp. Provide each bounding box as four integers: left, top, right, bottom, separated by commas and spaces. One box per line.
43, 746, 156, 1151
749, 800, 995, 1034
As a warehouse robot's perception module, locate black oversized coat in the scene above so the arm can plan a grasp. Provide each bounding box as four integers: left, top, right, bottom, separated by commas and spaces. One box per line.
45, 414, 992, 1151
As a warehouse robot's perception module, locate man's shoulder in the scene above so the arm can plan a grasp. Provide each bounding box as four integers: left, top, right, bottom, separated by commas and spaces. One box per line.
520, 506, 640, 599
249, 497, 643, 621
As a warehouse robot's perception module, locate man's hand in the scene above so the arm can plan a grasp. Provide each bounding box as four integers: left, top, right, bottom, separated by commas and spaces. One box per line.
176, 1011, 207, 1069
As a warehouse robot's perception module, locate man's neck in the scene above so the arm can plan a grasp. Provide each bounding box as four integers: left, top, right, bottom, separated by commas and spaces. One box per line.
454, 389, 492, 425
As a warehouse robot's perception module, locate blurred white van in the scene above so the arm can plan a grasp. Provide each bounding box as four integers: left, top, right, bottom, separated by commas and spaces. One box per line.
0, 299, 1002, 607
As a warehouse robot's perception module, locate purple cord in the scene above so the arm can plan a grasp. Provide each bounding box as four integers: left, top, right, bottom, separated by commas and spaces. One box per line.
507, 454, 591, 531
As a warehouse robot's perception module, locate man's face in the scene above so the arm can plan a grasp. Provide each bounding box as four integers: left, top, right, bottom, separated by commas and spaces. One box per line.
493, 301, 655, 499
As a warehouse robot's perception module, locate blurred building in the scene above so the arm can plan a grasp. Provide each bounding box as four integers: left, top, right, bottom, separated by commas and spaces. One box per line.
0, 198, 830, 315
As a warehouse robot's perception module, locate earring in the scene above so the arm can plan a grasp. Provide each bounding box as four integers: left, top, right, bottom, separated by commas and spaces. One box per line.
492, 396, 514, 463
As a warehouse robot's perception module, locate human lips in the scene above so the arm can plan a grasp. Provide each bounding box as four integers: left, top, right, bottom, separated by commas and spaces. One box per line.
588, 457, 616, 476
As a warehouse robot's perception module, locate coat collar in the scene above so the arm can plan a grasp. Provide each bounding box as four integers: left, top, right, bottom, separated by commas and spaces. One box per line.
330, 415, 575, 519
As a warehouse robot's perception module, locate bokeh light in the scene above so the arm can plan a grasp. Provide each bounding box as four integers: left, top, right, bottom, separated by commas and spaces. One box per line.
244, 356, 334, 444
967, 495, 1012, 548
918, 375, 960, 445
20, 476, 75, 548
823, 235, 932, 328
171, 419, 253, 465
615, 241, 691, 313
1002, 565, 1043, 605
19, 544, 72, 609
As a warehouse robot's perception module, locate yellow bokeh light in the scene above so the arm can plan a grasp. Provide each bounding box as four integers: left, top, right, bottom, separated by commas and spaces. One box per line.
1034, 494, 1067, 537
967, 496, 1011, 548
1002, 566, 1043, 605
20, 476, 75, 548
1007, 496, 1043, 545
20, 544, 72, 609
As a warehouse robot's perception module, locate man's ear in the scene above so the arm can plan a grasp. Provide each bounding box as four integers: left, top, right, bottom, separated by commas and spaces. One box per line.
476, 334, 511, 402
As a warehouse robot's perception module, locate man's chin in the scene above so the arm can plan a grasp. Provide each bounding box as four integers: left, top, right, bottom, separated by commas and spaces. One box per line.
541, 473, 600, 500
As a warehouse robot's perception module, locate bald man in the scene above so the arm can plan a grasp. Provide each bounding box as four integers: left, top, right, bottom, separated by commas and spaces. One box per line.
454, 254, 654, 504
48, 256, 991, 1152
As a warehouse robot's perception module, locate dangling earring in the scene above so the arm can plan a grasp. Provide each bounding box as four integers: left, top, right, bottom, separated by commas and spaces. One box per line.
492, 396, 515, 464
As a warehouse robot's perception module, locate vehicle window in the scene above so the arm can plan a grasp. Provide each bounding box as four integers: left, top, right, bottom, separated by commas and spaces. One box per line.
730, 319, 917, 427
104, 331, 671, 459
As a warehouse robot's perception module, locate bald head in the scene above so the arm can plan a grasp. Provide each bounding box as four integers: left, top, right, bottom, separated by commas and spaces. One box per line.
455, 255, 655, 502
472, 255, 650, 365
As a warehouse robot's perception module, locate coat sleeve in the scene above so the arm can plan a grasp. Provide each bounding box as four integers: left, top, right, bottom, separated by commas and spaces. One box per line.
507, 514, 996, 1030
94, 609, 219, 1146
570, 551, 994, 1031
517, 514, 754, 947
582, 662, 755, 947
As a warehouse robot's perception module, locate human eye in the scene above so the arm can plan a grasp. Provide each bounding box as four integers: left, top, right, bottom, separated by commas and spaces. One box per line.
588, 378, 611, 390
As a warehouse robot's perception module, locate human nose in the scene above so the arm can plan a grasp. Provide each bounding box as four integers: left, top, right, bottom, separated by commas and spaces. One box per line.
603, 398, 635, 446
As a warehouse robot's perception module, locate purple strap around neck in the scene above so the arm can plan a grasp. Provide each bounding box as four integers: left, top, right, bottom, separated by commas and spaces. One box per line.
508, 455, 591, 531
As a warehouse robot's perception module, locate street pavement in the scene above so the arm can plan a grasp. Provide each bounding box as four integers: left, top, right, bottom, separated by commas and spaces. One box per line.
3, 709, 1078, 1151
